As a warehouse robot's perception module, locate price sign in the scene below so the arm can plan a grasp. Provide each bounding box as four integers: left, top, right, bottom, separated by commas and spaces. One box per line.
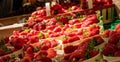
88, 0, 93, 9
45, 2, 51, 16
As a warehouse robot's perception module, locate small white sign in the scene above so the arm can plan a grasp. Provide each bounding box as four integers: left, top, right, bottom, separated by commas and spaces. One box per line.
88, 0, 93, 9
45, 2, 51, 16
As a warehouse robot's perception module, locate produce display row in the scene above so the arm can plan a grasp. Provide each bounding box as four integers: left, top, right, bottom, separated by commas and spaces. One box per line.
0, 0, 119, 62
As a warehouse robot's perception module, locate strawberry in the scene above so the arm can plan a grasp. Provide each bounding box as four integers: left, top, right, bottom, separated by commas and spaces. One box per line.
88, 26, 100, 36
47, 48, 57, 58
69, 19, 79, 25
37, 57, 52, 62
94, 36, 104, 44
115, 24, 120, 31
34, 50, 48, 60
64, 45, 78, 54
64, 54, 71, 60
71, 6, 80, 10
4, 36, 9, 44
116, 24, 120, 35
28, 35, 39, 44
62, 39, 68, 44
75, 23, 82, 28
53, 27, 62, 32
0, 56, 10, 62
89, 50, 99, 58
68, 36, 80, 43
0, 49, 5, 56
50, 40, 58, 47
69, 40, 88, 59
102, 30, 111, 37
59, 17, 68, 24
117, 44, 120, 50
41, 40, 51, 50
26, 47, 34, 54
53, 3, 62, 10
24, 48, 34, 61
21, 58, 30, 62
76, 30, 83, 35
114, 51, 120, 57
47, 25, 56, 30
103, 43, 117, 56
49, 33, 60, 37
108, 31, 119, 44
66, 33, 76, 37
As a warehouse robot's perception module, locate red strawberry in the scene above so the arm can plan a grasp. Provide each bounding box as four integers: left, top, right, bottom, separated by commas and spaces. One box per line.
66, 33, 76, 37
64, 45, 78, 54
69, 19, 79, 25
21, 58, 30, 62
47, 25, 56, 30
75, 23, 82, 28
68, 36, 80, 43
50, 40, 58, 47
38, 57, 52, 62
76, 30, 83, 35
116, 24, 120, 35
94, 36, 104, 44
41, 40, 51, 50
89, 26, 100, 36
53, 27, 61, 32
0, 56, 10, 62
114, 51, 120, 57
0, 49, 5, 56
108, 31, 119, 44
102, 30, 111, 37
47, 48, 57, 58
60, 17, 68, 24
89, 50, 99, 58
34, 50, 48, 60
49, 33, 60, 37
26, 47, 34, 54
116, 24, 120, 31
62, 39, 68, 44
28, 35, 39, 44
53, 3, 62, 10
103, 43, 117, 56
117, 44, 120, 50
71, 6, 80, 10
70, 40, 88, 59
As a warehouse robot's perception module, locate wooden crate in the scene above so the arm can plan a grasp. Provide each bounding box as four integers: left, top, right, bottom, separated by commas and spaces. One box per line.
0, 14, 30, 26
0, 23, 24, 38
113, 0, 120, 19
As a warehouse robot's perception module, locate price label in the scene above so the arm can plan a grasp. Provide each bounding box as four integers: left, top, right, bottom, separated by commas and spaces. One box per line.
45, 2, 51, 16
88, 0, 93, 9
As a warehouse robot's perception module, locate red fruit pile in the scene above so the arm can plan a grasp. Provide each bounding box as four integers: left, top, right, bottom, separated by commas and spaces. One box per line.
103, 24, 120, 57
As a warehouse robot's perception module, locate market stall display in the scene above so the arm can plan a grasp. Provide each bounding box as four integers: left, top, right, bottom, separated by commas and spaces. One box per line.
1, 0, 120, 62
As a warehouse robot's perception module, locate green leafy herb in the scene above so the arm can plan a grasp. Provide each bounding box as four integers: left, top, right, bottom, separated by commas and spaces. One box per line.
41, 54, 46, 58
35, 46, 41, 52
11, 54, 17, 60
75, 12, 81, 18
66, 16, 72, 21
38, 32, 43, 38
54, 10, 58, 14
0, 45, 9, 52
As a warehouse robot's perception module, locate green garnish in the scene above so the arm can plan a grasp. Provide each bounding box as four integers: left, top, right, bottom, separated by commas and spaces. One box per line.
38, 32, 43, 38
35, 46, 41, 52
11, 54, 17, 60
